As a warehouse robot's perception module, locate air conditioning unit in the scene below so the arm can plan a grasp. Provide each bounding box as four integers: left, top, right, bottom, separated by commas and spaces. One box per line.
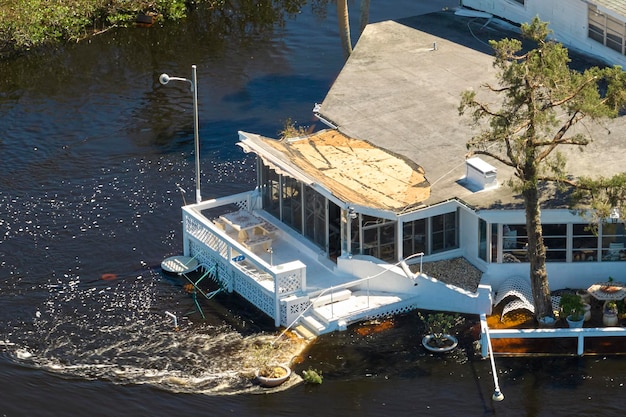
465, 157, 497, 190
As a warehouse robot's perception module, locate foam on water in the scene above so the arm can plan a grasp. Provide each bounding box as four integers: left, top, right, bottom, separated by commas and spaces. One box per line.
1, 267, 302, 395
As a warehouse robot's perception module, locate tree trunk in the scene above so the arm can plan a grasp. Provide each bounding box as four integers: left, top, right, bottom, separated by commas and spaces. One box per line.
359, 0, 370, 37
523, 182, 554, 320
337, 0, 352, 59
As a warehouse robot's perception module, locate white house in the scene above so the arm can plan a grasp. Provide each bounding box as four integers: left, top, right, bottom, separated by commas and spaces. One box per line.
175, 10, 626, 339
461, 0, 626, 68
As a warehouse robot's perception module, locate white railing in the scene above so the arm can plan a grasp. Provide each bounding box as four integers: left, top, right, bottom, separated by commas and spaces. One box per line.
180, 196, 306, 327
479, 314, 626, 356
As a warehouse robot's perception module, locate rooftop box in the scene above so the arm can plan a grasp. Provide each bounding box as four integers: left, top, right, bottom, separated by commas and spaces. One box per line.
465, 157, 497, 190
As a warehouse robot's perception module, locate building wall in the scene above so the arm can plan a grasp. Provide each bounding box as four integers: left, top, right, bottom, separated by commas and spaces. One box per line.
466, 207, 626, 291
461, 0, 626, 67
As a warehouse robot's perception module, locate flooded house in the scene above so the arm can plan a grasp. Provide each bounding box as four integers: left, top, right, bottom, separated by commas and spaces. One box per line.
172, 10, 626, 348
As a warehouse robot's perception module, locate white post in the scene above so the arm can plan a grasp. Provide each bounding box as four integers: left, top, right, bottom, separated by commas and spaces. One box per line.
191, 65, 201, 204
159, 66, 202, 204
481, 313, 504, 401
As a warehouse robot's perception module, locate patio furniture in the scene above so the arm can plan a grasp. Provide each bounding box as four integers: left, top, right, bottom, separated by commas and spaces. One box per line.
587, 281, 626, 302
219, 210, 266, 240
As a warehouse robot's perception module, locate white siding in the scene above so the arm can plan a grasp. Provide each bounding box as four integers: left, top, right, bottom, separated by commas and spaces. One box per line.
461, 0, 626, 67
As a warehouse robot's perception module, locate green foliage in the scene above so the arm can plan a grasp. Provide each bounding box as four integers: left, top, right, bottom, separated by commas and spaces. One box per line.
418, 311, 463, 339
278, 117, 309, 139
604, 301, 618, 315
0, 0, 202, 55
302, 368, 323, 384
0, 0, 317, 57
458, 17, 626, 319
572, 173, 626, 224
559, 293, 584, 321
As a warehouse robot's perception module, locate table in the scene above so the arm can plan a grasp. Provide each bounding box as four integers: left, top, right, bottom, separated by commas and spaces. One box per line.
587, 281, 626, 301
219, 210, 264, 240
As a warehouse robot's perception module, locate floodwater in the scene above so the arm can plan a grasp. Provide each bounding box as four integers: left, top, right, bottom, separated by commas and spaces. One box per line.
1, 1, 626, 416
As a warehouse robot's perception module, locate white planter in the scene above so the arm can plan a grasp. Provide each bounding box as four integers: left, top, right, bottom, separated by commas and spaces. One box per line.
603, 313, 619, 326
422, 334, 458, 353
583, 303, 591, 322
576, 290, 591, 305
255, 365, 291, 388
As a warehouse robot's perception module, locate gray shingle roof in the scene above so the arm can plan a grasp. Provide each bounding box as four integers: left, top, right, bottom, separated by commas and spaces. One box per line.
317, 11, 626, 210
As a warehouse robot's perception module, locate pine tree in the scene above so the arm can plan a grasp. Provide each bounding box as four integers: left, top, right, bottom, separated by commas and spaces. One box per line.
459, 17, 626, 320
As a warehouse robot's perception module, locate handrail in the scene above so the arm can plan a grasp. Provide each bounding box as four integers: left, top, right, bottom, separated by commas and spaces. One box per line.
272, 252, 425, 345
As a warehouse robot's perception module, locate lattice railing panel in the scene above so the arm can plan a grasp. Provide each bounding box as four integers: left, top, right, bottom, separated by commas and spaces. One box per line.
276, 270, 303, 294
281, 296, 311, 326
189, 240, 234, 292
233, 269, 275, 318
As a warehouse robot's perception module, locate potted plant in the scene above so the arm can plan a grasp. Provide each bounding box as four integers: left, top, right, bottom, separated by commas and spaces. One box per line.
576, 288, 591, 304
251, 342, 292, 388
603, 301, 619, 326
418, 311, 463, 353
559, 293, 585, 328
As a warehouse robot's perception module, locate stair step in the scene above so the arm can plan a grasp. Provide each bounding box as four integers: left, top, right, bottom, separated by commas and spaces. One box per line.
292, 324, 316, 341
302, 314, 326, 333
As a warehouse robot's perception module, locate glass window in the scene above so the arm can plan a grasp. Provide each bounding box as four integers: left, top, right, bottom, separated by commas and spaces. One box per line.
361, 215, 396, 262
588, 4, 626, 55
431, 211, 458, 253
479, 219, 488, 261
261, 164, 280, 219
303, 186, 326, 250
502, 224, 528, 262
403, 219, 427, 258
350, 213, 360, 255
601, 223, 626, 261
543, 224, 566, 262
281, 176, 302, 232
573, 224, 598, 262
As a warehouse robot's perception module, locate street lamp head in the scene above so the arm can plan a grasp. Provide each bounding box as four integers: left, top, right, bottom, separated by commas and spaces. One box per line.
159, 73, 171, 85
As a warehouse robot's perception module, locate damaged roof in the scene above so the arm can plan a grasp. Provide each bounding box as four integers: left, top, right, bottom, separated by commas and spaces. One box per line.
316, 11, 626, 210
238, 129, 430, 212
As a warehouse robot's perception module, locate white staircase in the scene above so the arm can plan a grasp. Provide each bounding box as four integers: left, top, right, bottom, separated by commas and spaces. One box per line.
293, 289, 419, 339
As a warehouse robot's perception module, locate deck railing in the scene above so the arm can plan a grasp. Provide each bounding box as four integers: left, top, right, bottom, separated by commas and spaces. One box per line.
180, 193, 306, 326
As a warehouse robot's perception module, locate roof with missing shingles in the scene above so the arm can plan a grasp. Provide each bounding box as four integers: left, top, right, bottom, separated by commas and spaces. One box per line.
238, 129, 431, 212
316, 11, 626, 211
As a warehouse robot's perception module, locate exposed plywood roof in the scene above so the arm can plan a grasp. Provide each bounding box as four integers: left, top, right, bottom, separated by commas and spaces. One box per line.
316, 11, 626, 210
238, 130, 430, 212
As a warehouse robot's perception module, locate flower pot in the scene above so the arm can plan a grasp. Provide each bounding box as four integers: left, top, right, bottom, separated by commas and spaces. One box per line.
537, 316, 556, 327
255, 364, 291, 388
603, 313, 619, 326
566, 315, 584, 328
576, 290, 591, 305
422, 334, 458, 353
583, 303, 591, 322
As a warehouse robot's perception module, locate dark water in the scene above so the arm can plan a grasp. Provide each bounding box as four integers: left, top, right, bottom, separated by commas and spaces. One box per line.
2, 1, 626, 416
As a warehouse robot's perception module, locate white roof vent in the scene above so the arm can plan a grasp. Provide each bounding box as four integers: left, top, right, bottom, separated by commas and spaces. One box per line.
465, 157, 497, 190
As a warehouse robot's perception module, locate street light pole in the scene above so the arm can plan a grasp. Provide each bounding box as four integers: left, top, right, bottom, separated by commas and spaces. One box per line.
159, 65, 202, 204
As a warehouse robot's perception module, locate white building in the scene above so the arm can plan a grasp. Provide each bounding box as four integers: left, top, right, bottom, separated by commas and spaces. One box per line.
175, 10, 626, 341
461, 0, 626, 67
